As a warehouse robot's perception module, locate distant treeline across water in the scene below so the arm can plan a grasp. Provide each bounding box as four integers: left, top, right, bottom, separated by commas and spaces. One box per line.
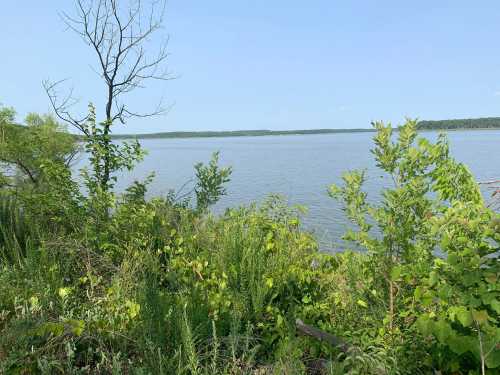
417, 117, 500, 130
10, 117, 500, 140
110, 117, 500, 139
111, 128, 375, 140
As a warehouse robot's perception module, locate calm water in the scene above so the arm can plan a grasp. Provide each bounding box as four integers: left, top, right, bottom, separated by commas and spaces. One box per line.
106, 130, 499, 250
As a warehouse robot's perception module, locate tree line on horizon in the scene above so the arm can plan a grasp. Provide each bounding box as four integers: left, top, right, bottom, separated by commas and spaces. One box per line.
5, 117, 500, 140
105, 117, 500, 139
417, 117, 500, 130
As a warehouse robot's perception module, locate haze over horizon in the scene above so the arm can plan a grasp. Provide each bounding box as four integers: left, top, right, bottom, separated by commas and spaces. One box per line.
2, 1, 500, 134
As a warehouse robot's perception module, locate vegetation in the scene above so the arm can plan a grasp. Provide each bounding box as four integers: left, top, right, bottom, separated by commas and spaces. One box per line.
1, 101, 498, 374
417, 117, 500, 131
1, 1, 499, 373
0, 107, 78, 188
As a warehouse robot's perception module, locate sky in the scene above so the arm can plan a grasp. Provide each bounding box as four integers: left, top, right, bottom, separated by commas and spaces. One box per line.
2, 1, 500, 134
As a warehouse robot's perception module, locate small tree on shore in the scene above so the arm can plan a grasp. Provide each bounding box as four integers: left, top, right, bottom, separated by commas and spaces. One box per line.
44, 0, 173, 191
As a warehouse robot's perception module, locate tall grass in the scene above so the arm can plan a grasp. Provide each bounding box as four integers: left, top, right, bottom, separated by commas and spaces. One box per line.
0, 193, 33, 265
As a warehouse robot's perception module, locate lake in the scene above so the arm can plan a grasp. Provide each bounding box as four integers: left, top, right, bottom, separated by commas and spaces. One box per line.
108, 130, 500, 251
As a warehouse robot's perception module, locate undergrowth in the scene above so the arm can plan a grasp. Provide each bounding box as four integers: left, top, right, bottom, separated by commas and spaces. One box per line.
1, 113, 499, 374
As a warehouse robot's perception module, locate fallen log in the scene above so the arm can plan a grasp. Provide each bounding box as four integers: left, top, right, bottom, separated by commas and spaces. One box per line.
295, 319, 349, 353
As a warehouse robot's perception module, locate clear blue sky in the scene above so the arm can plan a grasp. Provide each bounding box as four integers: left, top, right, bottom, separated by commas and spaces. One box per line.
2, 1, 500, 133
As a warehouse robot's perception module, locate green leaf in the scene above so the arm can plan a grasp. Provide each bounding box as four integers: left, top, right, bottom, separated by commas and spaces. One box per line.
328, 184, 342, 197
421, 290, 435, 307
489, 299, 500, 315
429, 271, 439, 286
447, 334, 470, 355
447, 253, 459, 265
486, 347, 500, 368
356, 299, 368, 308
67, 319, 85, 336
125, 300, 141, 319
415, 315, 433, 336
265, 277, 274, 288
414, 286, 424, 300
434, 319, 453, 343
456, 308, 473, 328
390, 265, 402, 281
437, 284, 453, 299
35, 322, 65, 337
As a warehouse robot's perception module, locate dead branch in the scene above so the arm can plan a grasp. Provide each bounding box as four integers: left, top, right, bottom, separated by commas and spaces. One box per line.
295, 319, 349, 353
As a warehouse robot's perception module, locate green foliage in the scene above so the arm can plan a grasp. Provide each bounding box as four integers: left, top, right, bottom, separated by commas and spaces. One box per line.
76, 103, 148, 246
194, 151, 232, 211
415, 201, 500, 372
165, 197, 321, 348
0, 105, 82, 232
1, 111, 499, 374
0, 107, 78, 189
82, 104, 145, 195
0, 193, 323, 373
330, 119, 500, 374
328, 346, 400, 375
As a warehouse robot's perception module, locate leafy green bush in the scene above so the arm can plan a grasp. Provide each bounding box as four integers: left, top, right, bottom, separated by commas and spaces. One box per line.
330, 119, 500, 374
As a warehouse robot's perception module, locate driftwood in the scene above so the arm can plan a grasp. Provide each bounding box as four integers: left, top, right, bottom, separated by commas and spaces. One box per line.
295, 319, 349, 353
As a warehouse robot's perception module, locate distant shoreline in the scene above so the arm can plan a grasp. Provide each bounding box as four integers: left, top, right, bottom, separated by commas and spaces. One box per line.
111, 125, 500, 140
111, 128, 376, 140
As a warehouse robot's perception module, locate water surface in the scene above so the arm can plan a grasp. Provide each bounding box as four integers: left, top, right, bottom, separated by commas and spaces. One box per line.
108, 130, 500, 250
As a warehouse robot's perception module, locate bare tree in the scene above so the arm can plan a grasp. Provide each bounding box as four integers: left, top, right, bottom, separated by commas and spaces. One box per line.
44, 0, 172, 187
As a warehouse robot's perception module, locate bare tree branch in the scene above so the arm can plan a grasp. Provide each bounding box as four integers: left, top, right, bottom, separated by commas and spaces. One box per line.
43, 79, 90, 136
44, 0, 173, 188
16, 159, 38, 185
479, 179, 500, 209
45, 0, 173, 129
